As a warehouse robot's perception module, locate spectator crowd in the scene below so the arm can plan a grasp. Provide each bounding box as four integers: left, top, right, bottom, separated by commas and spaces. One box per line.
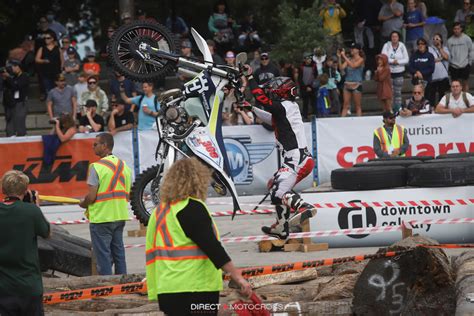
1, 0, 474, 139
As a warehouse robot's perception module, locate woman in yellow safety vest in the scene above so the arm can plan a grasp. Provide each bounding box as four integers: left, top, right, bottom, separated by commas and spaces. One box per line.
146, 157, 252, 316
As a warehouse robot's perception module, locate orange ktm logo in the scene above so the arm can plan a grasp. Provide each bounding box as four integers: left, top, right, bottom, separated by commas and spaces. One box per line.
0, 139, 97, 198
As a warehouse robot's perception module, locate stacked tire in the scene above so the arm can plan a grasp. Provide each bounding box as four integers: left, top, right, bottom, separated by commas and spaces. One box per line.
331, 153, 474, 191
38, 225, 92, 276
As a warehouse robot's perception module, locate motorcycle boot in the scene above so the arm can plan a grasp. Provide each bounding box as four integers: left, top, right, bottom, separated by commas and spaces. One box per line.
261, 204, 290, 240
283, 191, 318, 226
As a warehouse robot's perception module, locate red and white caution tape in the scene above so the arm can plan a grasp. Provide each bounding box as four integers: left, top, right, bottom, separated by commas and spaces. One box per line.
122, 217, 474, 248
210, 198, 474, 217
51, 198, 474, 224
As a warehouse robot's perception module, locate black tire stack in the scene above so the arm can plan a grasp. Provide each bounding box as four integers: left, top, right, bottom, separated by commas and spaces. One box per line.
331, 153, 474, 191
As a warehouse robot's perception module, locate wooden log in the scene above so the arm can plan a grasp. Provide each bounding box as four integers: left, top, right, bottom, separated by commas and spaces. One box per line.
246, 268, 318, 289
453, 251, 474, 315
353, 235, 455, 315
257, 239, 286, 252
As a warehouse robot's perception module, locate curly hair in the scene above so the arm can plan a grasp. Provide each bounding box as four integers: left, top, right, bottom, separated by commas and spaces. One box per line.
160, 157, 213, 204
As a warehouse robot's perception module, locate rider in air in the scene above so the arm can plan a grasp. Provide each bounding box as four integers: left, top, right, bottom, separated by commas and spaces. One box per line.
242, 65, 318, 239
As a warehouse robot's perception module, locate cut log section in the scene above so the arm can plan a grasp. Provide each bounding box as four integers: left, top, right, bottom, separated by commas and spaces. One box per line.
352, 235, 455, 315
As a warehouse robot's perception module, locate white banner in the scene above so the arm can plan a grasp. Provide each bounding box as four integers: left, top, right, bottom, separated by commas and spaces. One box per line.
316, 114, 474, 184
305, 186, 474, 247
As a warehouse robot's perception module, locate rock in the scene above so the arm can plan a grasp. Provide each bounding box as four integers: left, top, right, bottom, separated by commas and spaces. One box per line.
352, 235, 456, 315
314, 274, 359, 301
453, 251, 474, 315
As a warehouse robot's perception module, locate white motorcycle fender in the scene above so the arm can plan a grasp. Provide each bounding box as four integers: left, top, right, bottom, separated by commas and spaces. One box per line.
185, 127, 241, 217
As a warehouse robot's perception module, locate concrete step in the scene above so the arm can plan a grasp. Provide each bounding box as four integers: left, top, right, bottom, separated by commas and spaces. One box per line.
0, 112, 52, 132
0, 98, 46, 115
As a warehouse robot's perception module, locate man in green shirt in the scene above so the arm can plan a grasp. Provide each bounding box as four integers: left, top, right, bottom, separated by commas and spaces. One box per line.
0, 170, 50, 315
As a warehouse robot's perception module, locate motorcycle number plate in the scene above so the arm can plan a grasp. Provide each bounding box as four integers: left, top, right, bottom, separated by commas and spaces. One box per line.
186, 130, 223, 169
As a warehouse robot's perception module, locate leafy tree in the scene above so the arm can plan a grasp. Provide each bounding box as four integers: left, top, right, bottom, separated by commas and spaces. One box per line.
271, 0, 328, 65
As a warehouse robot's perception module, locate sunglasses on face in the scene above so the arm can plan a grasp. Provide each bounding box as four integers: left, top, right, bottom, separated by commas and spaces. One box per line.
44, 37, 53, 40
260, 57, 269, 60
413, 91, 422, 95
88, 81, 97, 85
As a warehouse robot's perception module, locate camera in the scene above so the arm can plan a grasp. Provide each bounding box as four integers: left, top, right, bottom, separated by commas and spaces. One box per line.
23, 190, 38, 204
0, 65, 13, 75
49, 118, 58, 124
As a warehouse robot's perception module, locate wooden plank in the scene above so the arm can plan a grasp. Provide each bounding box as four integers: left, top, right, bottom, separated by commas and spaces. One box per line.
127, 223, 147, 237
302, 220, 311, 244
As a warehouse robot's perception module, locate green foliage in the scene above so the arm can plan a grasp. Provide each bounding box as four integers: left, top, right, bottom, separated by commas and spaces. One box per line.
271, 0, 328, 64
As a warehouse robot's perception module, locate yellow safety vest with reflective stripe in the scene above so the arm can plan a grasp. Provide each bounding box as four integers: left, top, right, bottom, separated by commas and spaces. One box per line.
87, 155, 131, 223
145, 197, 222, 300
374, 124, 406, 156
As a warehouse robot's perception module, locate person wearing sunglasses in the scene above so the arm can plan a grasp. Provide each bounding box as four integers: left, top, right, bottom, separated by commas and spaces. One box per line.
78, 75, 109, 115
253, 52, 280, 85
427, 34, 450, 108
373, 110, 409, 158
407, 37, 434, 98
400, 84, 431, 117
35, 30, 63, 93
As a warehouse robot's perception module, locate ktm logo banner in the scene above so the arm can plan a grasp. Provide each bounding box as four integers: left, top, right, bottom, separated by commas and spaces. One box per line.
0, 136, 97, 198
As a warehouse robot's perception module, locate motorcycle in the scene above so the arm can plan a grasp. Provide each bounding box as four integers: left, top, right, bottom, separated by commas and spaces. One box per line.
108, 21, 245, 225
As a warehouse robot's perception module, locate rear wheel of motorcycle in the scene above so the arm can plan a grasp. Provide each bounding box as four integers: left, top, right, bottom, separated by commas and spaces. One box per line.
107, 20, 179, 82
130, 165, 163, 226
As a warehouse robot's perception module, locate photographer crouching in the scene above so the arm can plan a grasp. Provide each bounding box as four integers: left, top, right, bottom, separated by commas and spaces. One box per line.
1, 59, 29, 137
0, 170, 50, 315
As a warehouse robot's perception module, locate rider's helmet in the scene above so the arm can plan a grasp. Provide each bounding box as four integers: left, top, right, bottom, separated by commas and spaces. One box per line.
262, 77, 298, 100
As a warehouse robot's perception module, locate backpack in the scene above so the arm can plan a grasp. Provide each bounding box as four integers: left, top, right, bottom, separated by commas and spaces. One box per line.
138, 94, 159, 111
444, 92, 469, 108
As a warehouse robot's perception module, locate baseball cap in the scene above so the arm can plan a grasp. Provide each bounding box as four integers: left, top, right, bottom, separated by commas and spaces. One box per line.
56, 73, 66, 81
85, 99, 98, 108
350, 42, 362, 50
113, 98, 126, 106
382, 110, 398, 119
86, 51, 96, 57
181, 39, 192, 49
261, 52, 269, 58
66, 46, 76, 55
303, 52, 313, 58
225, 51, 235, 58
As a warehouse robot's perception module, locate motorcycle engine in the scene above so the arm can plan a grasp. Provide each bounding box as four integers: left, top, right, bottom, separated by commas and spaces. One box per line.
163, 104, 190, 136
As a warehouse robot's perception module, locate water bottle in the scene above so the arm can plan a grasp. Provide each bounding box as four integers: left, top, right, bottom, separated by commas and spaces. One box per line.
365, 70, 371, 81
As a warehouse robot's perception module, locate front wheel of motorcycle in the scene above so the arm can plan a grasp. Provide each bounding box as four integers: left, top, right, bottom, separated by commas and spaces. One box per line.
107, 20, 179, 82
130, 165, 163, 226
